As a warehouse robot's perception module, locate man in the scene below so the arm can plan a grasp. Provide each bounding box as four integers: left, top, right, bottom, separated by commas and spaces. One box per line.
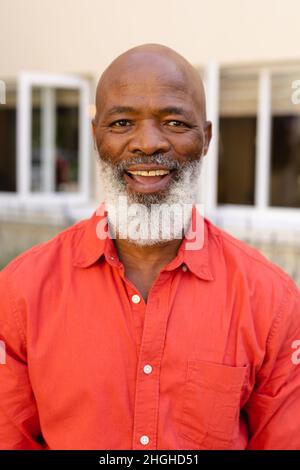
0, 44, 300, 450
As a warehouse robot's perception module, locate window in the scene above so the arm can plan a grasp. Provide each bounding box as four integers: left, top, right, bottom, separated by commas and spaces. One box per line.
0, 72, 91, 206
202, 62, 300, 235
0, 86, 16, 192
216, 66, 300, 211
218, 73, 258, 205
30, 88, 80, 193
270, 74, 300, 207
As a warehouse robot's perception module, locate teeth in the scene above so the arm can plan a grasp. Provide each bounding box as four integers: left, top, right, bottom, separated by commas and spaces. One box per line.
127, 169, 170, 176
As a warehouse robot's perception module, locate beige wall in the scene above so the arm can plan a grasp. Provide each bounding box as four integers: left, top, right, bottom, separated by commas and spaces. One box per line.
1, 0, 299, 203
1, 0, 300, 80
1, 0, 300, 285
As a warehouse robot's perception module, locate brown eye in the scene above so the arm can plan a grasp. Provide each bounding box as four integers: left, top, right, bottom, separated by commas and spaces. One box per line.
111, 119, 132, 127
167, 120, 186, 127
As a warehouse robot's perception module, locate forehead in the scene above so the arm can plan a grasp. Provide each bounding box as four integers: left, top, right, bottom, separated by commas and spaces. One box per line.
98, 56, 197, 112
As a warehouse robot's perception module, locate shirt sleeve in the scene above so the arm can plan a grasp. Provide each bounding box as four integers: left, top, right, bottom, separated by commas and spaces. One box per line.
0, 268, 43, 450
245, 277, 300, 449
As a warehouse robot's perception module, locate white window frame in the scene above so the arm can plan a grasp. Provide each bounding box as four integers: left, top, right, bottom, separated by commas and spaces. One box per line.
0, 72, 92, 211
202, 62, 300, 239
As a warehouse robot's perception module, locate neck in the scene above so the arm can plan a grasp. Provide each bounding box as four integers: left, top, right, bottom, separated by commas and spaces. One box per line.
115, 237, 183, 271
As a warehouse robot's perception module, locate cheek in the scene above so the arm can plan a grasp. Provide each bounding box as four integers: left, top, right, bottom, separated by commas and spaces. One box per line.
172, 133, 204, 160
96, 132, 126, 161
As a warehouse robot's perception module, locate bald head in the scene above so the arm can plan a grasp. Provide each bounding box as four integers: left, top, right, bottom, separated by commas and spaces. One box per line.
94, 43, 207, 123
92, 43, 212, 224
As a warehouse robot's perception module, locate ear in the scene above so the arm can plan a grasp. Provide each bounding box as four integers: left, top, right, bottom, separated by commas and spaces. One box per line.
91, 118, 97, 151
203, 121, 212, 156
91, 118, 96, 137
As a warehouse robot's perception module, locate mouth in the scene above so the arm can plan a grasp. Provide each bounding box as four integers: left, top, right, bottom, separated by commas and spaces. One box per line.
123, 165, 175, 193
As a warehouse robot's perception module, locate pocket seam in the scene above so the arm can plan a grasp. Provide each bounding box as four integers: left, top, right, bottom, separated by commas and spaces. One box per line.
178, 360, 248, 449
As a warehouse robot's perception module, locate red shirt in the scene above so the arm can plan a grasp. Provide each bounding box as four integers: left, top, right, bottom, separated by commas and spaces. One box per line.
0, 205, 300, 450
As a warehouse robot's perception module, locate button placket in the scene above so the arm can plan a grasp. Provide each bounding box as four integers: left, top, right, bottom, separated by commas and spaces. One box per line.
143, 364, 153, 375
132, 294, 141, 304
140, 435, 150, 446
132, 275, 173, 450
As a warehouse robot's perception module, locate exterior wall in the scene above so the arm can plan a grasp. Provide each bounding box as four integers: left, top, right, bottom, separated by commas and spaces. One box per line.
252, 241, 300, 287
0, 0, 299, 285
1, 0, 300, 78
0, 220, 67, 269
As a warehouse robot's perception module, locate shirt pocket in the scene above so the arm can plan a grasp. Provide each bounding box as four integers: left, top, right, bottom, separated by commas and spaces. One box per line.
178, 360, 248, 449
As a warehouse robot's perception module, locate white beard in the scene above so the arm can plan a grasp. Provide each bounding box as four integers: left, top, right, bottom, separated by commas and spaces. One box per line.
98, 156, 203, 246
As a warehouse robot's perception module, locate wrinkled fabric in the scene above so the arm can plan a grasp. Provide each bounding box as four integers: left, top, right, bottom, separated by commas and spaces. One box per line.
0, 205, 300, 450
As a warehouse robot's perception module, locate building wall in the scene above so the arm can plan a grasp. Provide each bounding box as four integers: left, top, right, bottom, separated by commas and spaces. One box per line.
0, 220, 67, 269
0, 0, 299, 285
2, 0, 300, 205
1, 0, 300, 78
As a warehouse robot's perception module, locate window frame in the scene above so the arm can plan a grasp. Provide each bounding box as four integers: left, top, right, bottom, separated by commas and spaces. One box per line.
201, 61, 300, 237
0, 71, 92, 209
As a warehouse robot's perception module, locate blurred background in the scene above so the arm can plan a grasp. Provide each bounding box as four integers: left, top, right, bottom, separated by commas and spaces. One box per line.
0, 0, 300, 285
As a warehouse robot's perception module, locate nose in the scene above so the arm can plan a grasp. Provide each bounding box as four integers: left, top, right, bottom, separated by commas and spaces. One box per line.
127, 120, 171, 155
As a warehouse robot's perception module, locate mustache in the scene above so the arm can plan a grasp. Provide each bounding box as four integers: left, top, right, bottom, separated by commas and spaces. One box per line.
101, 153, 194, 174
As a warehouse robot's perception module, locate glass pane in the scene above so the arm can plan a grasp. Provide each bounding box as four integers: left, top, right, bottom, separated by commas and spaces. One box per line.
270, 73, 300, 207
31, 88, 42, 191
0, 88, 16, 191
218, 73, 258, 205
218, 117, 256, 204
31, 87, 79, 193
56, 89, 79, 192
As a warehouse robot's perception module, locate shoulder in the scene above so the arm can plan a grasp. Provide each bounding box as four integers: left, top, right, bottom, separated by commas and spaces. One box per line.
205, 218, 299, 315
206, 218, 293, 284
0, 217, 92, 341
204, 219, 300, 351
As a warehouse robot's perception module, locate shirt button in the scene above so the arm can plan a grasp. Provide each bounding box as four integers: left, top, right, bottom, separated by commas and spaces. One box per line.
182, 264, 188, 272
140, 435, 150, 445
143, 364, 153, 375
132, 294, 141, 304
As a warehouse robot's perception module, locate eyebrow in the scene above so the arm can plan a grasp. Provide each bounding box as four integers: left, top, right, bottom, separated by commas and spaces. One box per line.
159, 106, 193, 120
106, 106, 136, 116
106, 105, 193, 120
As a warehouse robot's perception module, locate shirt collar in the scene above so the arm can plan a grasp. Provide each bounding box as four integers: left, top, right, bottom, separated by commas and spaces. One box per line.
72, 202, 108, 268
73, 202, 214, 281
162, 205, 214, 281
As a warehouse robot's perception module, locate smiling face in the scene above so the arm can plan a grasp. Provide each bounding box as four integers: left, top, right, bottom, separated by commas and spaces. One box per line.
92, 44, 212, 244
93, 46, 211, 201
